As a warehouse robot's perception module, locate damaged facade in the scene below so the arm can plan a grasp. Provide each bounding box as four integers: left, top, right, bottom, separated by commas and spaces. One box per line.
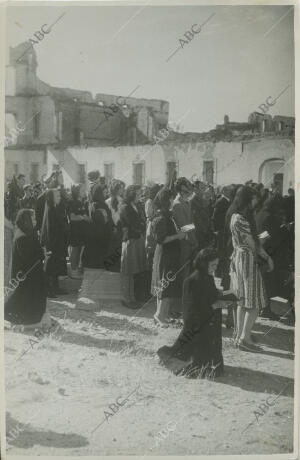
5, 42, 295, 194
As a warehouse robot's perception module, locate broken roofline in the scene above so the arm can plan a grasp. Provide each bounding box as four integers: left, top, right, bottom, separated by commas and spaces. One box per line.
47, 87, 169, 108
95, 92, 169, 105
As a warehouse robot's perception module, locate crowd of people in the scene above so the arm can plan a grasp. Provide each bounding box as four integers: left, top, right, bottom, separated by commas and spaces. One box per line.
4, 169, 295, 379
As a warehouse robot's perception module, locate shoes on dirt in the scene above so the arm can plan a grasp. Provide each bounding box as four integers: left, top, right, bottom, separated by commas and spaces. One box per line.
122, 300, 139, 310
260, 309, 280, 320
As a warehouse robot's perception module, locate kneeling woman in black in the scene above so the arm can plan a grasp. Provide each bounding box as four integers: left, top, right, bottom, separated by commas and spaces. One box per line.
158, 248, 232, 379
5, 209, 47, 327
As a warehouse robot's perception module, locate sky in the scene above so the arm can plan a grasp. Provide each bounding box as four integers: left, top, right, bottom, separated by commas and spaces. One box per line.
6, 3, 295, 132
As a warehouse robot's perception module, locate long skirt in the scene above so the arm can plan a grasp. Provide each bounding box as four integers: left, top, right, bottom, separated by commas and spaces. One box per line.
158, 309, 224, 379
151, 243, 181, 300
5, 262, 47, 325
44, 252, 67, 276
121, 236, 147, 275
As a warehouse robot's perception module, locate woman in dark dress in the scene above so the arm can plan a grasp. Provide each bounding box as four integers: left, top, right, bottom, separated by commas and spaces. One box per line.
255, 195, 290, 309
5, 209, 47, 326
105, 179, 125, 272
40, 189, 69, 298
120, 186, 148, 308
151, 187, 186, 326
145, 183, 161, 267
158, 248, 233, 378
67, 183, 89, 278
82, 184, 114, 269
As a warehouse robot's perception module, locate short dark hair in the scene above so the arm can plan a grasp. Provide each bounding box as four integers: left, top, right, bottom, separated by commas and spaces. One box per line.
88, 170, 100, 182
175, 177, 192, 194
17, 174, 25, 180
124, 185, 137, 204
71, 183, 83, 200
193, 248, 219, 273
153, 187, 173, 212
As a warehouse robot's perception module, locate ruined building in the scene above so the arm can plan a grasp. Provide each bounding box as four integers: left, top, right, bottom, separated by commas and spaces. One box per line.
5, 42, 295, 194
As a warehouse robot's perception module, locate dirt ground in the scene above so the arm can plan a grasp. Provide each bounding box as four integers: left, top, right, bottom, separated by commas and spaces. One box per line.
5, 290, 295, 456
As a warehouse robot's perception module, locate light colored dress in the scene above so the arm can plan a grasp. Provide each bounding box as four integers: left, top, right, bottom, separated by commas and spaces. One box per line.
230, 213, 267, 310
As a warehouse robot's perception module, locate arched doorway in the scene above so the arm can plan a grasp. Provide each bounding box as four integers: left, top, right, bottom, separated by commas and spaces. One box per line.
258, 158, 285, 193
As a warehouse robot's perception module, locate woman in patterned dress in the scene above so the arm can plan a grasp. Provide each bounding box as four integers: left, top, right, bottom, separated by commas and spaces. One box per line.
229, 186, 273, 350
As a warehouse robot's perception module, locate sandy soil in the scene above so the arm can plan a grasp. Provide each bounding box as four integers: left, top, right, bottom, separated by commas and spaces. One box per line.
5, 292, 295, 456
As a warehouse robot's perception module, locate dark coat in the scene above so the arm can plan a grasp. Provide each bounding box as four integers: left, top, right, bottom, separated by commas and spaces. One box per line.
171, 270, 224, 377
255, 209, 291, 298
190, 194, 213, 250
40, 202, 69, 276
283, 196, 294, 223
20, 196, 36, 210
82, 205, 113, 269
212, 196, 231, 279
67, 198, 89, 247
35, 191, 46, 232
6, 178, 23, 222
212, 196, 230, 236
5, 233, 47, 325
119, 203, 146, 242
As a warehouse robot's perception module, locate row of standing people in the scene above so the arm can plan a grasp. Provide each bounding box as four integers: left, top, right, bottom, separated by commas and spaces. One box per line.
4, 171, 214, 326
4, 172, 294, 380
157, 184, 294, 378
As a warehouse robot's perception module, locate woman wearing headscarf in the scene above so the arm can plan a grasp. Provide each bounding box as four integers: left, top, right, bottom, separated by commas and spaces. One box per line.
5, 209, 48, 327
40, 189, 69, 298
82, 184, 114, 269
157, 248, 234, 378
151, 187, 186, 326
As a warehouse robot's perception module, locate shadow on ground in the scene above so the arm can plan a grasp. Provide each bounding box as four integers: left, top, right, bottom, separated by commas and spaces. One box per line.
48, 299, 157, 336
56, 330, 155, 358
6, 412, 89, 450
219, 366, 294, 397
